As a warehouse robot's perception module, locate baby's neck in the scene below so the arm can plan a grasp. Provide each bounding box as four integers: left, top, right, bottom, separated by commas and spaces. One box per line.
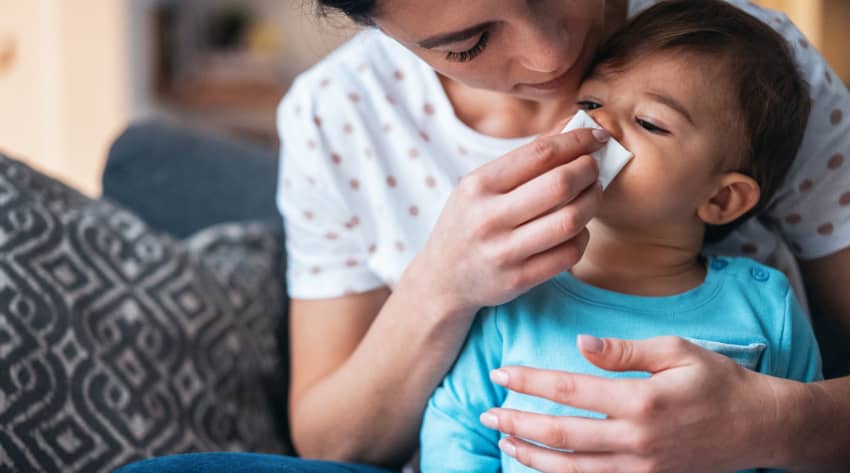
570, 220, 707, 296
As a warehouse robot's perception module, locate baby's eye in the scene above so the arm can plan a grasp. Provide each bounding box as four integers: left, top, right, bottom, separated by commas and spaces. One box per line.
636, 118, 670, 135
576, 100, 601, 110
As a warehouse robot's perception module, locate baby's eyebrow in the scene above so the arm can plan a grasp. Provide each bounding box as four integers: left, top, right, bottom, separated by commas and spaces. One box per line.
645, 92, 694, 126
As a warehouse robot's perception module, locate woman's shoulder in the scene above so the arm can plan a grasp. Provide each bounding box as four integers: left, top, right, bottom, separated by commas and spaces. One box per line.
282, 28, 426, 111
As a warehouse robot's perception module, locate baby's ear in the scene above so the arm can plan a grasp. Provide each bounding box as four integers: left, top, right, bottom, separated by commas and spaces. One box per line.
697, 172, 761, 225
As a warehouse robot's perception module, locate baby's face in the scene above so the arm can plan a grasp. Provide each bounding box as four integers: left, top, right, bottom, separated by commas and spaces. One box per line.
576, 52, 744, 230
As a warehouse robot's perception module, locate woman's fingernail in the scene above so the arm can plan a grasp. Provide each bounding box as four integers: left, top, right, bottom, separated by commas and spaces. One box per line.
480, 412, 499, 429
592, 129, 610, 142
578, 334, 604, 353
490, 369, 509, 386
499, 439, 517, 457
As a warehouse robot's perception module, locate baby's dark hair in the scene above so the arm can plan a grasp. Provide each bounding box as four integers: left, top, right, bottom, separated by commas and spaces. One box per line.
590, 0, 811, 243
317, 0, 377, 25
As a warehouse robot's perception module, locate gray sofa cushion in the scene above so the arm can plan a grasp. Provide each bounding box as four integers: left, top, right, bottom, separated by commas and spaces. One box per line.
103, 121, 280, 239
0, 153, 290, 473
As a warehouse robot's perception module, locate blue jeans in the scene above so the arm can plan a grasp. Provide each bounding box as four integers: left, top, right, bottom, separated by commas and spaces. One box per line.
116, 453, 398, 473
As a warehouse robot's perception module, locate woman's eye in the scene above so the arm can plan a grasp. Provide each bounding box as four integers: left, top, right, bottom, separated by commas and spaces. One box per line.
445, 31, 490, 63
577, 100, 601, 110
637, 118, 670, 135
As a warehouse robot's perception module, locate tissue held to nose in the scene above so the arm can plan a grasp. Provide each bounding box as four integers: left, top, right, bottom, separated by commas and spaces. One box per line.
560, 110, 633, 190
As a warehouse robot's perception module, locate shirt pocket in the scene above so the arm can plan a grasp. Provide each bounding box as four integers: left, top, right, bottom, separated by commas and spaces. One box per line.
684, 338, 767, 371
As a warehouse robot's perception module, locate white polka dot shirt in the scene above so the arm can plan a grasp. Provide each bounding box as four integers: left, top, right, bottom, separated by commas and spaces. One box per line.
277, 0, 850, 307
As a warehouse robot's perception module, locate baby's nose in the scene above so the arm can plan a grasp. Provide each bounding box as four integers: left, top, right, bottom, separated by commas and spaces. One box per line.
588, 110, 624, 142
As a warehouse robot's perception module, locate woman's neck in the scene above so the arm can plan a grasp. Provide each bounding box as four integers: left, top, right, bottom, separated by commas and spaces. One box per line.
570, 219, 707, 296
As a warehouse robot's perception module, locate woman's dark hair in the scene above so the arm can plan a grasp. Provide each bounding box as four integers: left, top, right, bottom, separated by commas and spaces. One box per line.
317, 0, 377, 25
590, 0, 811, 243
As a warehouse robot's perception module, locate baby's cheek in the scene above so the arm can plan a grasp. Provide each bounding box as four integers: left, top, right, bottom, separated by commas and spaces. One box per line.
604, 160, 690, 215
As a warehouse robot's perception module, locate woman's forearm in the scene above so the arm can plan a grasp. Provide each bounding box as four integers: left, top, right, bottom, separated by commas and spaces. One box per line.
289, 256, 477, 467
774, 377, 850, 472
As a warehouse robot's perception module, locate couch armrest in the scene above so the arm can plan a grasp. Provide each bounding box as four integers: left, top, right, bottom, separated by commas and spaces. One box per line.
103, 120, 281, 238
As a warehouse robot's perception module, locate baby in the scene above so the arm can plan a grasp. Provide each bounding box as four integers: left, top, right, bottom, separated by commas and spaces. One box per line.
420, 1, 820, 472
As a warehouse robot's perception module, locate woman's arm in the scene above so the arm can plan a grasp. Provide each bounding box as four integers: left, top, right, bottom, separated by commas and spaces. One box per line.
287, 128, 609, 467
288, 283, 472, 467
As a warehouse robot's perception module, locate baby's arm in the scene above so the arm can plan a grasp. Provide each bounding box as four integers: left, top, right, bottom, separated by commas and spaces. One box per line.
420, 308, 506, 472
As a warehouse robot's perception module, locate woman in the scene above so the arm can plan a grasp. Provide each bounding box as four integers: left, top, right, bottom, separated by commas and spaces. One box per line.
123, 0, 850, 472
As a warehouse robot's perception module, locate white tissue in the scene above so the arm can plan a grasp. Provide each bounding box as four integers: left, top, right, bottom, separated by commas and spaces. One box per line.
560, 110, 633, 190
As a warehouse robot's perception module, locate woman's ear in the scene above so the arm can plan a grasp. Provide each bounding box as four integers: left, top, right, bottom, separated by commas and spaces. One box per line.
697, 172, 761, 225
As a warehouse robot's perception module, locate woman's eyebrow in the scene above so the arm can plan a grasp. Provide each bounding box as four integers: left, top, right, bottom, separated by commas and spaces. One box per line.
417, 22, 492, 49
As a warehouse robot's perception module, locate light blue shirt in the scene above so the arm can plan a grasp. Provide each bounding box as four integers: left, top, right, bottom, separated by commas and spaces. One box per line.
420, 257, 822, 473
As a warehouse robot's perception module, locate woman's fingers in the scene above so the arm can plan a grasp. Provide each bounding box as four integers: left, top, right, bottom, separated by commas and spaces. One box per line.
579, 335, 701, 373
507, 179, 602, 257
476, 128, 609, 193
488, 366, 647, 418
497, 154, 599, 227
481, 409, 632, 452
512, 228, 590, 287
498, 437, 645, 473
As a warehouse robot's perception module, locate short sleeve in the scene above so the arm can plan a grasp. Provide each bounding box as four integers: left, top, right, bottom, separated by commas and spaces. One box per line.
276, 79, 384, 299
420, 310, 506, 472
771, 286, 823, 382
765, 14, 850, 260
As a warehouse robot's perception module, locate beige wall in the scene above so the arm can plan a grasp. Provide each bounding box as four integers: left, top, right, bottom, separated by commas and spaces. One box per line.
0, 0, 130, 196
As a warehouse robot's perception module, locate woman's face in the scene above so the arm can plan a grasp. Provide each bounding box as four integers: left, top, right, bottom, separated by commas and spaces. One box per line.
373, 0, 610, 102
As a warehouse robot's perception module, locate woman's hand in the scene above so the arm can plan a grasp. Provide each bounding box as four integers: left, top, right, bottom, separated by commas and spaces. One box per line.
481, 335, 798, 473
408, 127, 608, 314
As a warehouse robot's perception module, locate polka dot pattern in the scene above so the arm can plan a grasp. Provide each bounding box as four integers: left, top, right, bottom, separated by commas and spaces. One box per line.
828, 154, 844, 170
279, 19, 850, 301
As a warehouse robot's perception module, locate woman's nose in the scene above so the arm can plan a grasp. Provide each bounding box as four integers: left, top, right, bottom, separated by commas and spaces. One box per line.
589, 109, 624, 141
518, 22, 570, 74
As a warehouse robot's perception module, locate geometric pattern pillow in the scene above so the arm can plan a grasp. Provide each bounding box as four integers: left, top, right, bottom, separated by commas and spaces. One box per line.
0, 153, 290, 473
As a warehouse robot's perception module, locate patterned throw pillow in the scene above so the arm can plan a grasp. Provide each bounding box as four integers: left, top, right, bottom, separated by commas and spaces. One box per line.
0, 154, 290, 472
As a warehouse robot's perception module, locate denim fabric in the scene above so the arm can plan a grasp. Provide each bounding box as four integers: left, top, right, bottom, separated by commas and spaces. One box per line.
116, 453, 397, 473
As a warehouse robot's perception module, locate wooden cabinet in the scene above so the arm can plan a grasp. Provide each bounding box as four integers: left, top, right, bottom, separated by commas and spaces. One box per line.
0, 0, 131, 196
